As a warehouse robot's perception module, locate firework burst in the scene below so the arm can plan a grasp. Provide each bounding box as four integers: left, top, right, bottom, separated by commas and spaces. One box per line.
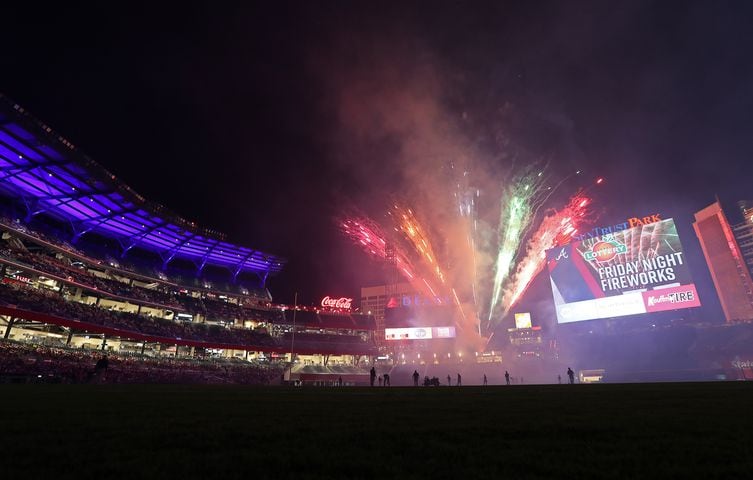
338, 167, 598, 340
496, 191, 593, 321
487, 171, 548, 321
338, 216, 444, 302
389, 203, 447, 286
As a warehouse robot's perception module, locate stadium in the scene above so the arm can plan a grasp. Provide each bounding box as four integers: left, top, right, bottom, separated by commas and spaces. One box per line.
4, 92, 753, 390
0, 94, 378, 386
7, 4, 753, 478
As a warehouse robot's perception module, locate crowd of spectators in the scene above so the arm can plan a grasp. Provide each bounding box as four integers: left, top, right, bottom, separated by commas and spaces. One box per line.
0, 215, 88, 259
0, 276, 373, 354
200, 296, 284, 324
0, 215, 271, 300
1, 242, 284, 324
0, 282, 278, 349
295, 364, 370, 375
0, 219, 376, 356
279, 331, 377, 355
281, 332, 371, 344
1, 246, 183, 306
276, 309, 375, 330
0, 340, 285, 384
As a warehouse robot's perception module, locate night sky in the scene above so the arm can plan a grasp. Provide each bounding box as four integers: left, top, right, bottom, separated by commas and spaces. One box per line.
3, 1, 753, 311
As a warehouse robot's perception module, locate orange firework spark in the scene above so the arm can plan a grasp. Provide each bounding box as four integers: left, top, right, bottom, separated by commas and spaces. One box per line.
339, 216, 442, 302
390, 204, 448, 287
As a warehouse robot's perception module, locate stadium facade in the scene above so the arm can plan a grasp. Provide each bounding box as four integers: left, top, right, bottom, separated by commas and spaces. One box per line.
733, 200, 753, 278
693, 200, 753, 322
0, 94, 377, 384
360, 282, 416, 347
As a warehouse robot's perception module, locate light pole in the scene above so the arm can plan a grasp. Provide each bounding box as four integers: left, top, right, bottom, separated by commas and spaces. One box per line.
289, 292, 297, 381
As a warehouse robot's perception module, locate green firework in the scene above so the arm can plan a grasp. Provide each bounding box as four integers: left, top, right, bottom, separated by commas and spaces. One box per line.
487, 173, 543, 323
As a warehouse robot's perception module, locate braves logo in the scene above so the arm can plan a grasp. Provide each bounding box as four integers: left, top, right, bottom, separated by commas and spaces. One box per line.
555, 248, 569, 261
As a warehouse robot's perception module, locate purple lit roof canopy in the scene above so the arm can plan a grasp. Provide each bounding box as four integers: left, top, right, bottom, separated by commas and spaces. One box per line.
0, 94, 285, 285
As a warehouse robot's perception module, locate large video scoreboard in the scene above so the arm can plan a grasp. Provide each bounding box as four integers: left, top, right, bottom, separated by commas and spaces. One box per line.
546, 218, 701, 323
384, 303, 457, 340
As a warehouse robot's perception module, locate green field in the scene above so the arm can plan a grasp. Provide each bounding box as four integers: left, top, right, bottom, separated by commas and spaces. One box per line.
2, 382, 753, 479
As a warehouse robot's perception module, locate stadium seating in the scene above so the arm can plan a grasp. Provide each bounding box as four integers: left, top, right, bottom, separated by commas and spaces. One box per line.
0, 98, 376, 383
279, 332, 377, 355
0, 340, 284, 384
0, 282, 278, 348
0, 221, 376, 358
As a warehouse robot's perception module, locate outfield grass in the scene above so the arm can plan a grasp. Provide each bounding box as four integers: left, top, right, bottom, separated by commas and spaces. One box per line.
2, 382, 753, 479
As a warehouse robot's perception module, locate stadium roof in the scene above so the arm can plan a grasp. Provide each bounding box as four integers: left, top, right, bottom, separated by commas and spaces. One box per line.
0, 94, 285, 280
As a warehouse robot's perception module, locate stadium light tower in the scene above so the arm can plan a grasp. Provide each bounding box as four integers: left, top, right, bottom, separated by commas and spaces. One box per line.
382, 242, 398, 349
289, 292, 298, 380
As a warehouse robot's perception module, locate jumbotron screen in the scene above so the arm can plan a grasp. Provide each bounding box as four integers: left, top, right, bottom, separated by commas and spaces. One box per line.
384, 326, 456, 340
384, 304, 457, 340
545, 218, 701, 323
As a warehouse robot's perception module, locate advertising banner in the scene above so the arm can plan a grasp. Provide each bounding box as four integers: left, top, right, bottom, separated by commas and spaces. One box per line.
384, 326, 456, 340
546, 218, 701, 323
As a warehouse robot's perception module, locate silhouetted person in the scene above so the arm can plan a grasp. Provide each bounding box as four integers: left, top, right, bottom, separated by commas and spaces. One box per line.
95, 355, 109, 372
558, 374, 562, 384
505, 370, 510, 385
447, 374, 452, 386
338, 376, 343, 387
457, 373, 462, 386
567, 367, 575, 384
413, 370, 420, 386
378, 375, 383, 386
93, 355, 108, 383
383, 373, 390, 386
370, 367, 376, 386
483, 374, 488, 386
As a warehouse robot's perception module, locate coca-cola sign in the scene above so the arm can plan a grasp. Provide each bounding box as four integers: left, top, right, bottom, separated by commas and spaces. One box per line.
320, 296, 353, 309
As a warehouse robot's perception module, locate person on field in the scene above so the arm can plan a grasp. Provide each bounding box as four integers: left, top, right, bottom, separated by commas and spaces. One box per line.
558, 374, 562, 384
92, 354, 109, 383
378, 375, 383, 386
95, 355, 108, 373
505, 370, 510, 385
447, 374, 452, 386
413, 370, 420, 386
483, 374, 488, 386
457, 373, 462, 386
370, 367, 376, 386
567, 367, 575, 384
383, 373, 390, 386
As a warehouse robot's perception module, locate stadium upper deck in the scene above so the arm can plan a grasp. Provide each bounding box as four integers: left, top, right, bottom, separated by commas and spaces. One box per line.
0, 94, 285, 286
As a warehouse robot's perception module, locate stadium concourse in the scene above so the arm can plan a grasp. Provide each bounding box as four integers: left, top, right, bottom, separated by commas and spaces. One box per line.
0, 219, 379, 384
0, 95, 379, 384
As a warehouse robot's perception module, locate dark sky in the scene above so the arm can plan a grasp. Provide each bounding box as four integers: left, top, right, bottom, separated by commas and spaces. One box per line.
3, 1, 753, 310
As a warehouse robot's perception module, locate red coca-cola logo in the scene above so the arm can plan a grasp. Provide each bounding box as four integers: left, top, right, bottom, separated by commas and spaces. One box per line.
320, 296, 353, 309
